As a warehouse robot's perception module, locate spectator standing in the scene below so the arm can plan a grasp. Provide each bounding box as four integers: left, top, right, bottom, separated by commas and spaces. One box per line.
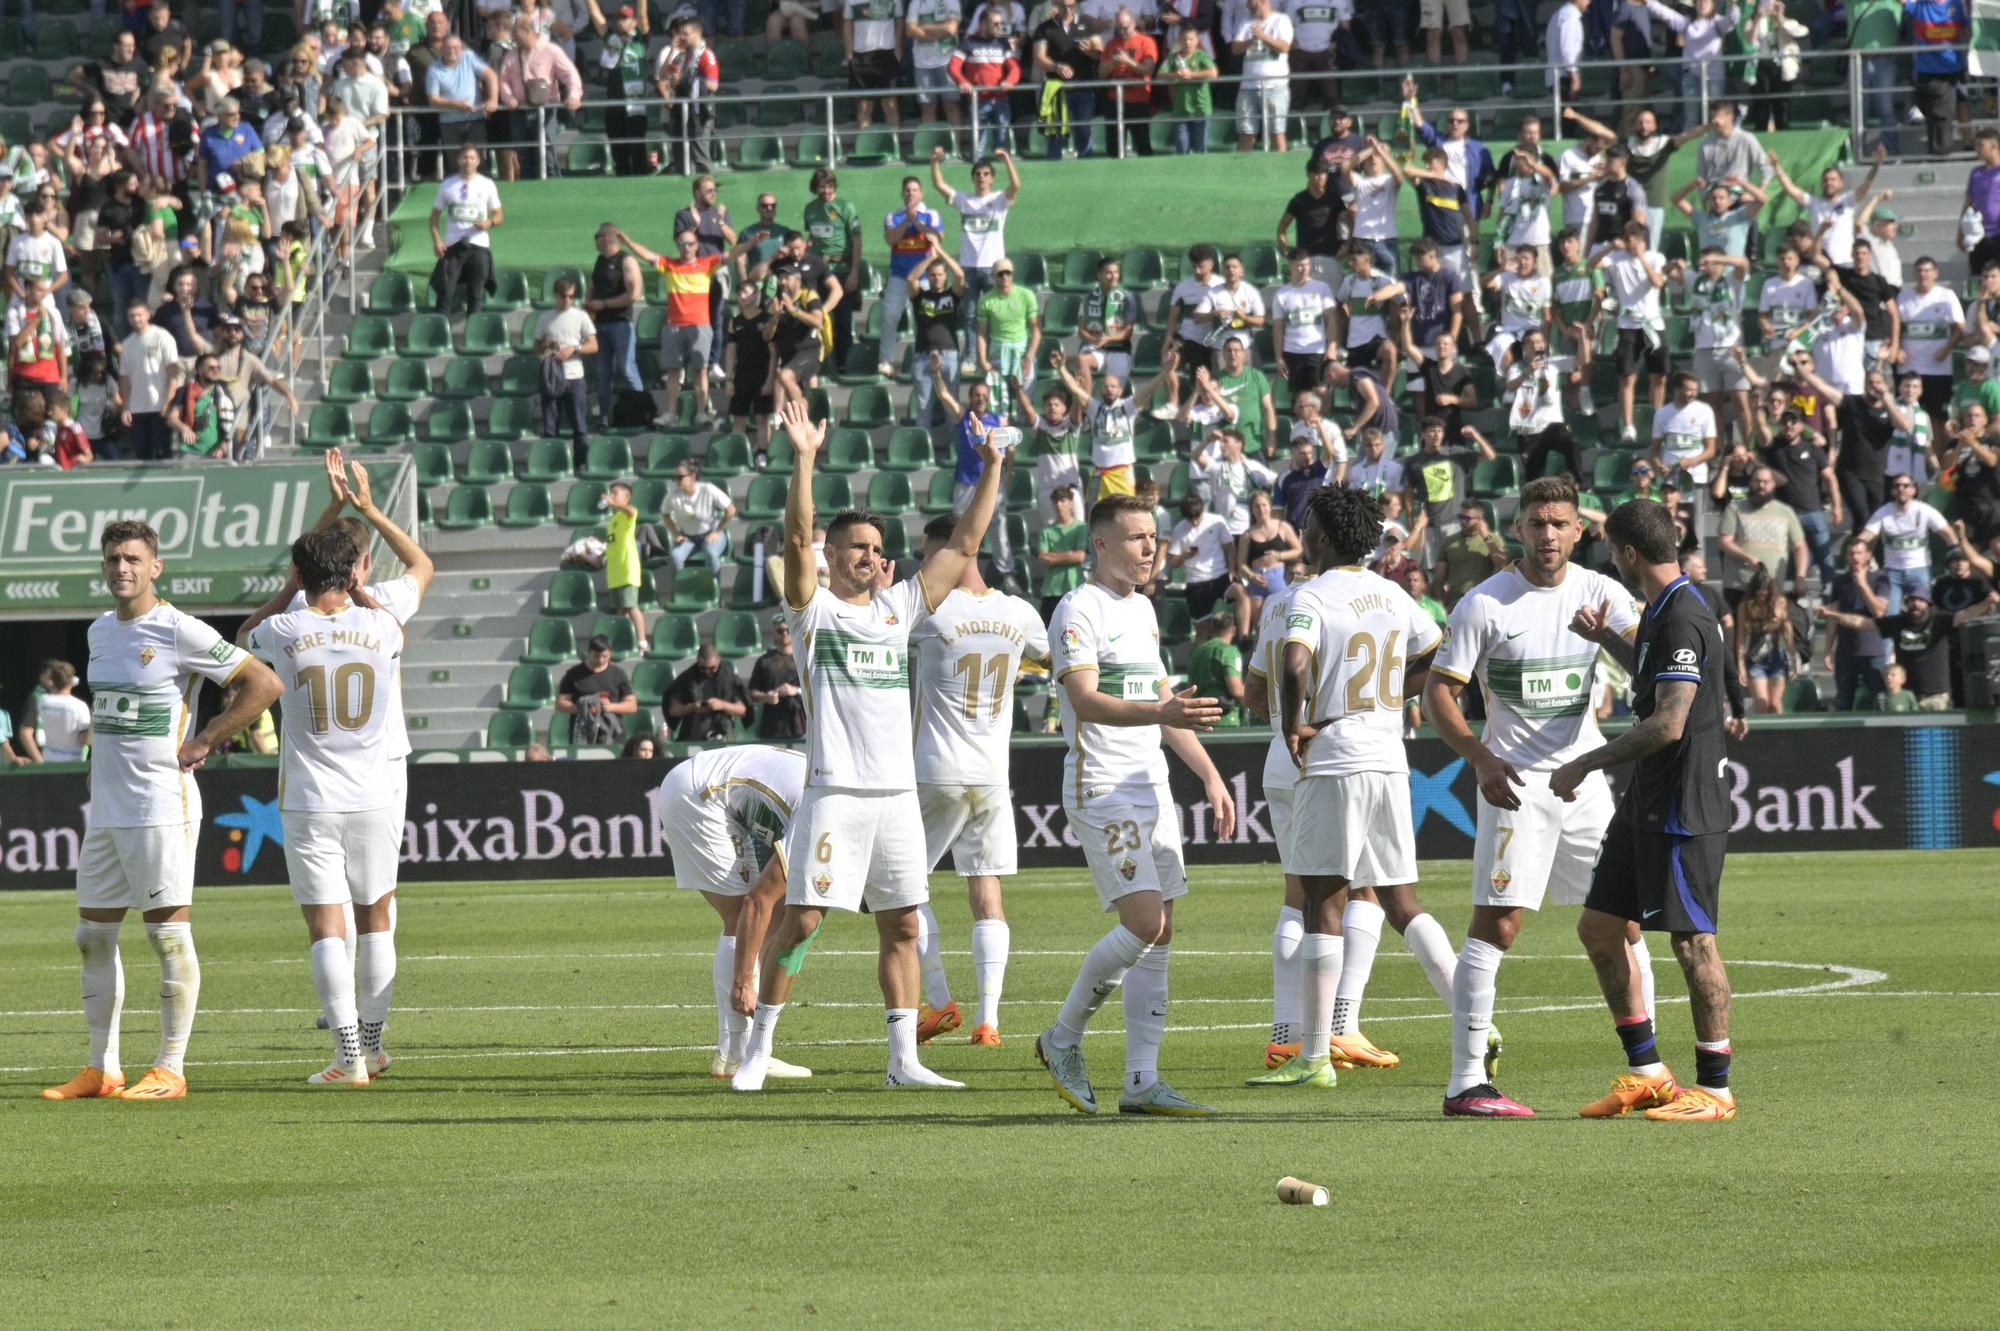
1758, 402, 1839, 584
602, 481, 649, 655
1033, 0, 1104, 160
585, 221, 644, 429
845, 0, 906, 133
906, 0, 964, 135
1905, 0, 1969, 157
931, 147, 1018, 346
424, 33, 501, 165
211, 313, 300, 459
1101, 9, 1158, 156
657, 17, 722, 176
1434, 498, 1510, 606
909, 248, 965, 426
1966, 129, 2000, 276
1820, 537, 1891, 707
1270, 247, 1335, 396
583, 0, 655, 177
975, 258, 1039, 398
951, 7, 1023, 158
7, 277, 69, 413
877, 176, 944, 377
557, 634, 639, 746
1167, 490, 1235, 617
933, 372, 1020, 583
166, 352, 236, 459
1012, 373, 1084, 512
667, 645, 749, 742
1861, 475, 1953, 610
153, 268, 217, 362
34, 663, 90, 762
663, 461, 737, 571
428, 144, 503, 319
1156, 21, 1216, 155
1189, 425, 1277, 537
803, 169, 862, 368
1894, 256, 1965, 422
1187, 613, 1246, 725
1544, 0, 1587, 100
748, 616, 807, 739
1273, 431, 1328, 532
1717, 465, 1808, 605
534, 274, 597, 467
618, 223, 735, 430
498, 15, 583, 182
1231, 0, 1293, 152
1034, 483, 1090, 618
1074, 254, 1137, 384
118, 301, 178, 460
1277, 160, 1352, 283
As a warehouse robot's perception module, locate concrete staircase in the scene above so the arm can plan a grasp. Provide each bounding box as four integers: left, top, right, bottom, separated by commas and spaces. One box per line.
1867, 162, 1980, 286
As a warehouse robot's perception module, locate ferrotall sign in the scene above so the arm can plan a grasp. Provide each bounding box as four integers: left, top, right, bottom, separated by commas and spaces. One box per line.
0, 463, 344, 615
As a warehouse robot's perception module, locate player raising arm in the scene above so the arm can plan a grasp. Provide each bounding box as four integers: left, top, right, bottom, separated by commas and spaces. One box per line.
42, 522, 281, 1102
1035, 493, 1238, 1117
733, 398, 1006, 1092
1550, 498, 1740, 1122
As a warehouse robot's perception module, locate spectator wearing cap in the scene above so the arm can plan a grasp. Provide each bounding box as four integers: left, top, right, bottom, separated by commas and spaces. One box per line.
424, 31, 501, 167
1823, 585, 1997, 711
975, 257, 1039, 398
1931, 540, 1999, 702
164, 350, 235, 459
667, 643, 749, 743
1956, 344, 2000, 421
211, 312, 299, 459
748, 616, 806, 739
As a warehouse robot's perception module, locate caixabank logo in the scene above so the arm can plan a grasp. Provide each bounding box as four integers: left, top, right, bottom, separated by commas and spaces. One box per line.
213, 793, 284, 874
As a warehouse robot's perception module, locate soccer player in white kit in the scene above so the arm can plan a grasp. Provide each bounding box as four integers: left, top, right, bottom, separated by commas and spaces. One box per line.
908, 513, 1051, 1047
1244, 574, 1313, 1070
1423, 475, 1649, 1118
41, 521, 281, 1101
1251, 486, 1442, 1090
657, 743, 813, 1081
732, 399, 1005, 1093
1035, 493, 1238, 1117
248, 502, 432, 1088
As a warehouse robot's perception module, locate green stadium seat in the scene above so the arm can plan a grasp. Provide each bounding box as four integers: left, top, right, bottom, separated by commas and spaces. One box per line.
400, 313, 453, 357
822, 428, 873, 473
439, 359, 490, 400
502, 664, 554, 709
499, 483, 555, 528
461, 311, 509, 356
358, 402, 413, 448
1010, 253, 1048, 287
462, 439, 513, 485
416, 490, 434, 526
847, 127, 898, 165
919, 470, 956, 515
640, 434, 696, 477
1120, 247, 1167, 289
648, 613, 702, 660
757, 85, 800, 128
1242, 243, 1281, 285
833, 342, 886, 386
741, 474, 787, 520
486, 710, 535, 750
519, 437, 574, 481
1592, 453, 1635, 491
631, 478, 670, 515
489, 270, 532, 311
733, 134, 783, 170
544, 569, 596, 616
38, 18, 79, 59
563, 481, 608, 525
7, 65, 52, 107
303, 404, 355, 451
564, 141, 613, 175
706, 434, 752, 475
842, 384, 894, 428
1041, 292, 1081, 336
1158, 597, 1195, 645
1056, 250, 1103, 293
884, 426, 935, 471
790, 132, 835, 169
437, 485, 494, 530
629, 658, 680, 703
366, 273, 414, 315
479, 397, 534, 442
324, 360, 374, 404
1783, 676, 1823, 713
579, 438, 634, 481
867, 472, 914, 511
1470, 456, 1520, 498
1006, 468, 1034, 508
588, 614, 640, 658
498, 355, 542, 397
712, 610, 762, 658
812, 474, 853, 510
344, 314, 394, 360
413, 442, 455, 487
420, 402, 474, 447
764, 37, 809, 79
665, 568, 720, 612
379, 360, 432, 403
726, 565, 775, 611
905, 124, 957, 163
522, 617, 578, 665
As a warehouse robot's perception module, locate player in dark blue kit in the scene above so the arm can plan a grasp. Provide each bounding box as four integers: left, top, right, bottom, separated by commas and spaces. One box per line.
1551, 499, 1739, 1122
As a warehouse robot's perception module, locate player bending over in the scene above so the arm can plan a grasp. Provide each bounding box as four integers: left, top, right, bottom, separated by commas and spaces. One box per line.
1243, 563, 1315, 1069
1551, 498, 1739, 1121
908, 513, 1051, 1047
1424, 475, 1654, 1118
42, 521, 280, 1101
658, 743, 814, 1082
1036, 493, 1238, 1117
733, 399, 1005, 1092
1249, 486, 1441, 1090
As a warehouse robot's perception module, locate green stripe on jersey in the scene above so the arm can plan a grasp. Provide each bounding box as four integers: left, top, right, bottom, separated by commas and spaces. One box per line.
810, 627, 911, 691
1095, 663, 1163, 701
89, 687, 175, 736
1485, 651, 1598, 717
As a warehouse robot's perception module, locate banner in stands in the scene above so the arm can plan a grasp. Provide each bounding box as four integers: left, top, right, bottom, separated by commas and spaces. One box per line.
0, 463, 331, 613
1, 724, 1996, 891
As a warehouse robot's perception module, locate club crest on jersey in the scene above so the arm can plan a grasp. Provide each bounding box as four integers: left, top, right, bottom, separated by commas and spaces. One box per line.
1117, 856, 1138, 882
1672, 647, 1698, 667
882, 613, 899, 625
1490, 867, 1512, 893
812, 870, 833, 895
137, 647, 156, 667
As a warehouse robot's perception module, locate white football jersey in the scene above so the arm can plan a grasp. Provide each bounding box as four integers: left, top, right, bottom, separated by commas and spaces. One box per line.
249, 600, 409, 813
288, 574, 420, 759
678, 743, 806, 853
1431, 564, 1638, 770
1246, 580, 1305, 796
1281, 566, 1442, 778
790, 580, 929, 791
1050, 580, 1169, 803
912, 587, 1051, 786
84, 602, 254, 829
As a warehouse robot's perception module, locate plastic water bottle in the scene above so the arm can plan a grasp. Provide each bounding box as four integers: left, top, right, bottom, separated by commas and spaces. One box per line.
986, 425, 1022, 451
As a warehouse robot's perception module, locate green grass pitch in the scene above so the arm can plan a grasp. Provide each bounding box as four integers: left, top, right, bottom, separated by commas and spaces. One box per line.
2, 850, 1995, 1329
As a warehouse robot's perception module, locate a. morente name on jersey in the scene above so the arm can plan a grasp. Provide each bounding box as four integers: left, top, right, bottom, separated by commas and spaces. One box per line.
912, 587, 1051, 788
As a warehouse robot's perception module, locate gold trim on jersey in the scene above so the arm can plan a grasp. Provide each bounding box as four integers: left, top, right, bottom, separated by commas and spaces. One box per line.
1429, 664, 1473, 684
1054, 662, 1095, 682
700, 776, 796, 818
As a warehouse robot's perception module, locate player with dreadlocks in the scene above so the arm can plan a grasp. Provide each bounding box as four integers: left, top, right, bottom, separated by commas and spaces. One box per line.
1248, 486, 1453, 1090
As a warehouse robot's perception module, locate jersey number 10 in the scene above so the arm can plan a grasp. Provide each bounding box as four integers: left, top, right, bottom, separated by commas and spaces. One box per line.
298, 663, 378, 735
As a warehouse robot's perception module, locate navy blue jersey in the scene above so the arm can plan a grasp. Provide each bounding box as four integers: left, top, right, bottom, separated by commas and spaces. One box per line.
1624, 575, 1731, 835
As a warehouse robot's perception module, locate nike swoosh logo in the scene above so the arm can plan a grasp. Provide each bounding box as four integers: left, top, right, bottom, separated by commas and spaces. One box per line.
1505, 630, 1528, 640
148, 886, 166, 898
1642, 908, 1661, 920
1106, 633, 1124, 644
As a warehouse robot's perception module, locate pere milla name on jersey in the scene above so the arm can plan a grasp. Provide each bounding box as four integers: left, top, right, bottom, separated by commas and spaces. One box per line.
274, 626, 394, 659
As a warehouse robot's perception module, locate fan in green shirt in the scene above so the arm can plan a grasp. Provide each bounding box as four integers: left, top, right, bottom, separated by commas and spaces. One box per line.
1187, 616, 1246, 726
1035, 517, 1089, 611
1157, 40, 1215, 119
803, 186, 861, 267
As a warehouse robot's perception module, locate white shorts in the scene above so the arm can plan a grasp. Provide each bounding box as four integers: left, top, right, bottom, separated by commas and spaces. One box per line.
919, 782, 1018, 877
660, 770, 778, 898
1265, 778, 1299, 873
1067, 783, 1187, 911
1076, 344, 1131, 385
1471, 768, 1615, 911
76, 823, 197, 911
1694, 346, 1752, 394
785, 786, 930, 914
1289, 772, 1419, 885
281, 806, 402, 907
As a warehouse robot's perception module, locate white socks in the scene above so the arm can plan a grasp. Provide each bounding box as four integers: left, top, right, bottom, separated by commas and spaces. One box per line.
914, 902, 952, 1008
310, 936, 360, 1067
1403, 912, 1458, 1007
76, 920, 125, 1077
970, 918, 1008, 1029
1122, 945, 1169, 1093
1450, 937, 1505, 1095
341, 900, 357, 970
144, 922, 199, 1076
1628, 935, 1657, 1022
357, 930, 396, 1055
1301, 932, 1342, 1061
1333, 898, 1385, 1036
711, 934, 738, 1051
1271, 905, 1304, 1045
886, 1007, 919, 1070
744, 1001, 783, 1065
1051, 924, 1150, 1048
